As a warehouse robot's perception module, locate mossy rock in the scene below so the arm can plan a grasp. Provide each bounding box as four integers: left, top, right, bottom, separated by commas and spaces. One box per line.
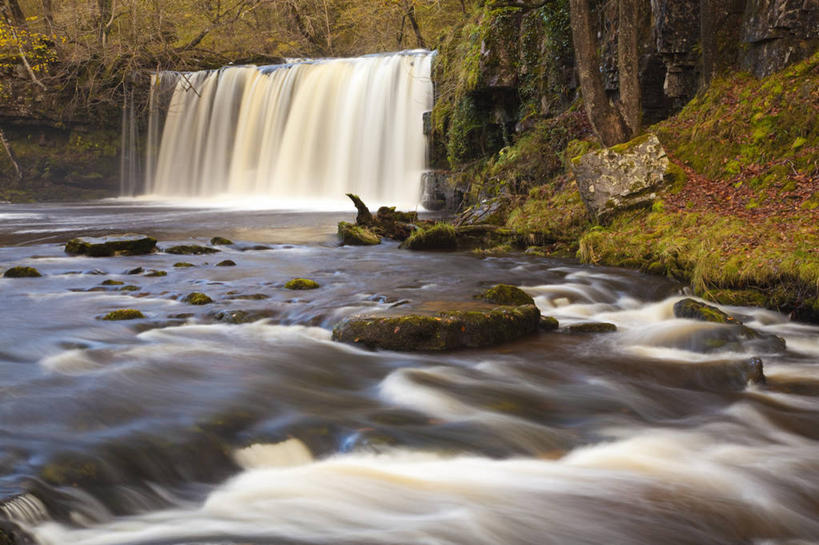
673, 298, 739, 324
284, 278, 320, 290
101, 279, 124, 286
126, 267, 144, 275
401, 223, 457, 251
174, 262, 195, 268
210, 236, 233, 245
566, 322, 618, 333
65, 235, 157, 257
184, 292, 213, 305
479, 284, 535, 306
145, 270, 167, 277
102, 309, 145, 320
165, 245, 220, 255
0, 528, 15, 545
332, 302, 540, 351
338, 222, 381, 246
3, 266, 42, 278
539, 316, 559, 330
119, 285, 139, 292
216, 260, 237, 267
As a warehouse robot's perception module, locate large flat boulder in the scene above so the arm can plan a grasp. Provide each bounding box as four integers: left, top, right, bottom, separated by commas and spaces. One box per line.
571, 134, 671, 223
65, 234, 157, 257
332, 301, 540, 351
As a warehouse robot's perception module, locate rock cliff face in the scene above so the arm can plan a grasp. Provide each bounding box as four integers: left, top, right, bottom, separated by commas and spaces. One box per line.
742, 0, 819, 77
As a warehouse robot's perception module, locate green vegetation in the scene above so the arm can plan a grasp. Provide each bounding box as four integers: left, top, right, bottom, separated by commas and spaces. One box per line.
402, 223, 457, 251
210, 237, 233, 245
284, 278, 320, 290
101, 279, 124, 286
337, 222, 381, 246
102, 309, 145, 320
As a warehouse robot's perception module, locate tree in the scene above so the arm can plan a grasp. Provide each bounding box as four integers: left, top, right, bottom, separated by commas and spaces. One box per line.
569, 0, 632, 146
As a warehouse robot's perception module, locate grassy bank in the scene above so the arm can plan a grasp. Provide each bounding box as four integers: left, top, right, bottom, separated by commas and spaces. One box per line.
492, 52, 819, 320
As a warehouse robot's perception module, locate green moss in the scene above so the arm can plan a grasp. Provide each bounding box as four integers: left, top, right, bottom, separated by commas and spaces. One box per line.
183, 292, 213, 305
174, 262, 195, 268
164, 245, 219, 255
402, 223, 457, 251
216, 260, 236, 267
119, 285, 139, 292
284, 278, 320, 290
101, 279, 124, 285
610, 133, 652, 154
102, 309, 145, 320
478, 284, 535, 306
3, 266, 42, 278
210, 237, 233, 245
566, 322, 617, 333
338, 222, 381, 246
145, 270, 167, 277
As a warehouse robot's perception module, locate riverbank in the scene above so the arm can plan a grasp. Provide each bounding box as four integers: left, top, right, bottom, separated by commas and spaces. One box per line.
458, 52, 818, 322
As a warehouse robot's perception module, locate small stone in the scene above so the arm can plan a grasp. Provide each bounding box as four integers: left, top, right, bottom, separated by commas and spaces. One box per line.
3, 266, 42, 278
216, 260, 236, 267
126, 267, 144, 275
102, 309, 145, 320
101, 279, 124, 286
284, 278, 320, 290
119, 285, 139, 292
164, 245, 220, 255
183, 292, 213, 305
174, 262, 195, 268
145, 270, 167, 277
210, 237, 233, 245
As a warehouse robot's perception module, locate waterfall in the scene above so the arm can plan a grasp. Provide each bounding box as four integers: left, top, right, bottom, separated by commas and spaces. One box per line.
142, 51, 434, 208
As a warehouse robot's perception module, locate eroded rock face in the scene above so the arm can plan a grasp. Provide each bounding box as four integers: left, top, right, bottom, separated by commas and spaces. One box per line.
571, 134, 670, 222
332, 302, 540, 351
742, 0, 819, 77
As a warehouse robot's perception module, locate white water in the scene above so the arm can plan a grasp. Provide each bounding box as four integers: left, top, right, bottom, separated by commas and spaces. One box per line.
143, 52, 434, 208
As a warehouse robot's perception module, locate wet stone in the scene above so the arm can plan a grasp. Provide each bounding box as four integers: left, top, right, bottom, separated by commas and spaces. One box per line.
101, 309, 145, 321
210, 237, 233, 245
164, 245, 220, 255
3, 266, 41, 278
65, 235, 157, 257
479, 284, 535, 306
216, 260, 237, 267
183, 292, 213, 305
285, 278, 320, 290
566, 322, 618, 333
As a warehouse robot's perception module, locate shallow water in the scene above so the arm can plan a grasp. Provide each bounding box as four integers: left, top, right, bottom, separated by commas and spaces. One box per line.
1, 202, 817, 545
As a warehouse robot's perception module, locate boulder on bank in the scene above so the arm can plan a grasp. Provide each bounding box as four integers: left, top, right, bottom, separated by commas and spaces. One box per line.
338, 222, 381, 246
401, 223, 457, 251
571, 134, 673, 223
479, 284, 535, 306
332, 301, 540, 351
65, 235, 157, 257
3, 266, 41, 278
164, 245, 220, 255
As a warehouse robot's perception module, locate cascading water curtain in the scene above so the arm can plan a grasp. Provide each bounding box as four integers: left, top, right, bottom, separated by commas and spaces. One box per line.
142, 51, 434, 207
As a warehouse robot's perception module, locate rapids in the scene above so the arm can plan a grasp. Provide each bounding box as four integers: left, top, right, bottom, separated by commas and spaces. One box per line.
1, 202, 818, 545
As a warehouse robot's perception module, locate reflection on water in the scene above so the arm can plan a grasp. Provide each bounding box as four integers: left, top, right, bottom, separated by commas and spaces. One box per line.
0, 202, 817, 545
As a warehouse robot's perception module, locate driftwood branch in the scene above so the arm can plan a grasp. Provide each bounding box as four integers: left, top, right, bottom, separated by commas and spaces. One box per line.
0, 126, 23, 184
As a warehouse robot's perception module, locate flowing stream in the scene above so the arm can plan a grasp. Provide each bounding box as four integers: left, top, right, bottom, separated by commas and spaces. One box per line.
1, 202, 818, 545
136, 51, 433, 208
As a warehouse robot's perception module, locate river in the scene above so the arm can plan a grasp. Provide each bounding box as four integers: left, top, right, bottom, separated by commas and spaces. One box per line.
1, 201, 817, 545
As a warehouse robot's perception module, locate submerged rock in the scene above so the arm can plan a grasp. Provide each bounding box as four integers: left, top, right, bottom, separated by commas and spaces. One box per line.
164, 245, 220, 255
65, 235, 157, 257
571, 134, 673, 223
3, 266, 41, 278
102, 309, 145, 320
338, 222, 381, 246
566, 322, 618, 333
673, 298, 739, 323
401, 223, 457, 251
284, 278, 320, 290
210, 236, 233, 245
173, 262, 195, 268
479, 284, 535, 306
183, 292, 213, 305
144, 270, 167, 277
216, 260, 237, 267
214, 309, 279, 324
126, 267, 144, 275
101, 279, 124, 286
673, 298, 786, 352
332, 301, 540, 351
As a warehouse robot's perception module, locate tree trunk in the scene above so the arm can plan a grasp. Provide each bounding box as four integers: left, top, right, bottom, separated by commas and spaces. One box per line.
403, 1, 426, 49
569, 0, 630, 146
1, 0, 25, 26
700, 0, 716, 85
40, 0, 54, 28
97, 0, 114, 48
0, 126, 23, 185
617, 0, 641, 137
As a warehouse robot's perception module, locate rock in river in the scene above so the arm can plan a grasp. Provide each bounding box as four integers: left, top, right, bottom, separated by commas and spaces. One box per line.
65, 234, 157, 257
332, 301, 540, 351
3, 266, 41, 278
